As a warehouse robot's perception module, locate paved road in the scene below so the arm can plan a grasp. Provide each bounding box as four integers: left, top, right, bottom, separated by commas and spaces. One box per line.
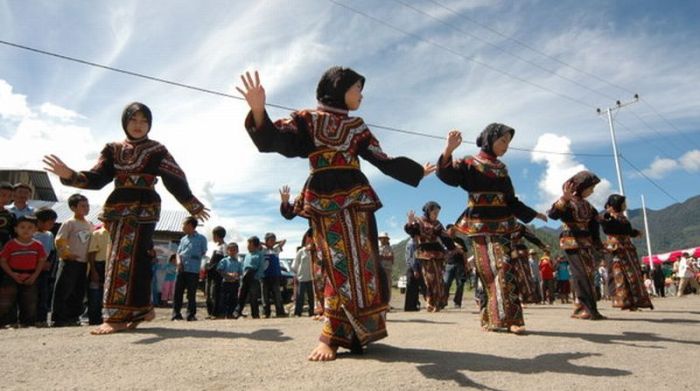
1, 295, 698, 390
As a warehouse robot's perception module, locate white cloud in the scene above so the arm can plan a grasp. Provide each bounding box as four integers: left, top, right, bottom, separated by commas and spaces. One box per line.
531, 133, 613, 210
39, 102, 84, 121
641, 157, 679, 179
640, 149, 700, 179
0, 79, 31, 119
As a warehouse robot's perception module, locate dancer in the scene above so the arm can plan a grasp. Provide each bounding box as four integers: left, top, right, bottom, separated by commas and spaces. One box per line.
404, 202, 454, 312
510, 224, 547, 304
237, 67, 434, 361
600, 194, 653, 311
547, 170, 605, 320
43, 102, 209, 334
436, 126, 547, 334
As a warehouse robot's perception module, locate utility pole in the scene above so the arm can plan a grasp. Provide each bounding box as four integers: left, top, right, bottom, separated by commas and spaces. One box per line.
597, 94, 639, 197
641, 194, 654, 272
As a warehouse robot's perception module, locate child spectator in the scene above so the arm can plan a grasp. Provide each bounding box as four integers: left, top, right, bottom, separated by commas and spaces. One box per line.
172, 217, 207, 321
262, 232, 287, 318
53, 193, 93, 327
292, 243, 315, 317
205, 226, 227, 319
0, 215, 47, 327
160, 254, 178, 305
233, 236, 264, 319
33, 207, 58, 326
539, 255, 556, 304
216, 242, 242, 318
556, 257, 571, 304
87, 224, 110, 325
0, 182, 15, 249
9, 183, 34, 219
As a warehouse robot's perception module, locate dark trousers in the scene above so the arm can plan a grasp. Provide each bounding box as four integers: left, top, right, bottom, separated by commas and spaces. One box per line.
172, 271, 199, 318
205, 274, 222, 316
542, 279, 556, 304
35, 270, 52, 324
262, 276, 285, 317
0, 276, 38, 326
52, 261, 87, 325
236, 272, 260, 318
443, 262, 466, 307
294, 280, 314, 316
219, 281, 239, 316
87, 262, 106, 325
404, 268, 423, 311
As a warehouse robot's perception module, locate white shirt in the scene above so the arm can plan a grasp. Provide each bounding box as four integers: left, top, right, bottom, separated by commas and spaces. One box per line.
678, 257, 694, 278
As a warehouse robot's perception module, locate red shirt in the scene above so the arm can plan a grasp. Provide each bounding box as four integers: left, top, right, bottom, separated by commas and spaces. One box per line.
539, 259, 554, 280
0, 239, 46, 273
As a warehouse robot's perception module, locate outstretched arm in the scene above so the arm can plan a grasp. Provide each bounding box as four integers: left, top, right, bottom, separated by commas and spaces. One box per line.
236, 71, 266, 129
436, 130, 465, 187
43, 146, 115, 190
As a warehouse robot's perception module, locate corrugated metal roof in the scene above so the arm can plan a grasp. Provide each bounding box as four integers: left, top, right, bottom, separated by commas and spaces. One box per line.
0, 169, 58, 201
28, 200, 188, 233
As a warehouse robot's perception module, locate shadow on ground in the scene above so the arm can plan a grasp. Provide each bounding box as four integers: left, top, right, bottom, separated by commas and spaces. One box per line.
528, 330, 700, 349
360, 344, 630, 390
128, 327, 292, 345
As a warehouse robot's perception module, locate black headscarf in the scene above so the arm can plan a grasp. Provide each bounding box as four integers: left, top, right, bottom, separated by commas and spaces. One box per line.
316, 66, 365, 110
476, 123, 515, 156
121, 102, 153, 140
605, 194, 626, 212
422, 201, 441, 217
564, 170, 601, 195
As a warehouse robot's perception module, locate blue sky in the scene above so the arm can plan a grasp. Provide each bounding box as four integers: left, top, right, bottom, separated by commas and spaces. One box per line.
1, 0, 699, 257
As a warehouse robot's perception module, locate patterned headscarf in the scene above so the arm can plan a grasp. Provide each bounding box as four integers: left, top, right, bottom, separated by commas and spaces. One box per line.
316, 66, 365, 110
121, 102, 153, 140
422, 201, 441, 217
605, 194, 626, 212
476, 123, 515, 156
563, 170, 601, 195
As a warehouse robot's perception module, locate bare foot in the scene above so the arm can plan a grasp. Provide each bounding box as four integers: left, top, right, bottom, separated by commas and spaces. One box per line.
307, 342, 338, 361
91, 322, 128, 335
509, 325, 526, 335
127, 309, 156, 330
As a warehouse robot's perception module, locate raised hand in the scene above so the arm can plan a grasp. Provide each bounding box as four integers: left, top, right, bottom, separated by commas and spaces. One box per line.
279, 185, 291, 203
423, 162, 437, 177
444, 130, 463, 157
42, 154, 74, 179
235, 71, 266, 127
194, 207, 211, 222
562, 181, 576, 201
407, 210, 417, 224
535, 212, 548, 222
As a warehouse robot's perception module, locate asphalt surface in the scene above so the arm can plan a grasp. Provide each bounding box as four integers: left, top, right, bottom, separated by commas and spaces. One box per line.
1, 294, 698, 390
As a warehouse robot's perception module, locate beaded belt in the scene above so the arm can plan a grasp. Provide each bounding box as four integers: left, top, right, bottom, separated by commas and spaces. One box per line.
468, 192, 506, 208
309, 150, 360, 174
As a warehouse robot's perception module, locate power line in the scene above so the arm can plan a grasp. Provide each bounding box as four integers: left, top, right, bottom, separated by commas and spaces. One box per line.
0, 39, 611, 158
393, 0, 621, 102
327, 0, 598, 110
640, 98, 700, 150
619, 154, 680, 203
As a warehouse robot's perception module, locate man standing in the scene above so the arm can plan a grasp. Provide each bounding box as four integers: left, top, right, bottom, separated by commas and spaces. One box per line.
403, 237, 422, 311
677, 253, 699, 296
443, 225, 468, 309
378, 232, 394, 309
172, 217, 207, 321
528, 249, 543, 304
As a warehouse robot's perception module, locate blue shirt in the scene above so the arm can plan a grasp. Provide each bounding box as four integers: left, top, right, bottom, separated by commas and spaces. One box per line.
33, 231, 55, 254
217, 256, 243, 281
177, 232, 208, 273
557, 261, 570, 281
264, 252, 282, 278
243, 250, 265, 280
405, 239, 420, 272
9, 204, 34, 219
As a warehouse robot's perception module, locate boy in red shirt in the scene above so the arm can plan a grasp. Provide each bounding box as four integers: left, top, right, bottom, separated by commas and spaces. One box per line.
0, 215, 47, 327
539, 251, 556, 304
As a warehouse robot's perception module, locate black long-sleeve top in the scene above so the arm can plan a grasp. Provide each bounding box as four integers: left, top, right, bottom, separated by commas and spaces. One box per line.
547, 197, 602, 251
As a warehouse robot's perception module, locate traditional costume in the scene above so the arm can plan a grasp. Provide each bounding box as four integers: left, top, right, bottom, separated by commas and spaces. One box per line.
437, 123, 538, 330
247, 67, 424, 349
600, 194, 653, 311
510, 223, 547, 304
404, 202, 454, 311
547, 170, 604, 320
60, 102, 205, 324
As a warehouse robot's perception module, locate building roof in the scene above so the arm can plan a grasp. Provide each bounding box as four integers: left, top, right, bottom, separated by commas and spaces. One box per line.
28, 200, 189, 233
0, 169, 58, 202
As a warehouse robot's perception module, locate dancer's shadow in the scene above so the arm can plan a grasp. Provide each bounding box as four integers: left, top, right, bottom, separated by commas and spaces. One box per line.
608, 317, 700, 325
528, 330, 700, 349
360, 344, 630, 390
649, 310, 700, 315
388, 319, 456, 325
129, 327, 292, 345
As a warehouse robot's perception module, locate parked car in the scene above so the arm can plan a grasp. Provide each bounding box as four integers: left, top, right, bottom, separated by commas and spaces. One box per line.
398, 275, 407, 294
